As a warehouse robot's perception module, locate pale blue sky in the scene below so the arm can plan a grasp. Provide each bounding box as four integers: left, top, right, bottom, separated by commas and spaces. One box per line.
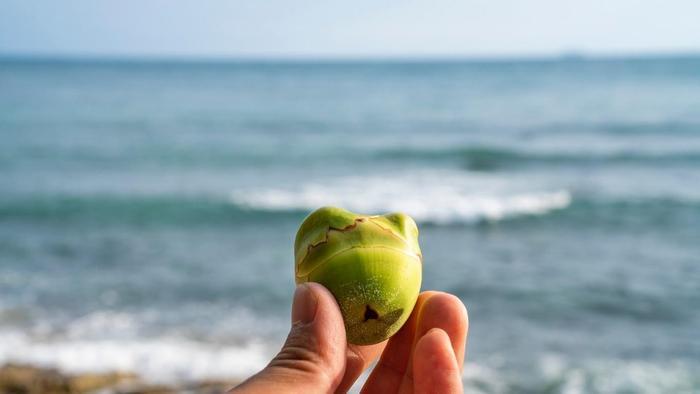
1, 0, 699, 58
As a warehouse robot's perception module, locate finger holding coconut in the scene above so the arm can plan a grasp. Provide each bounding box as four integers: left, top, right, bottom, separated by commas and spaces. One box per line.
294, 206, 422, 345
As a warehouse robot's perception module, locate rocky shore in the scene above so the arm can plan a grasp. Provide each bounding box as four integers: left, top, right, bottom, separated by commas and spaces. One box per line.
0, 364, 240, 394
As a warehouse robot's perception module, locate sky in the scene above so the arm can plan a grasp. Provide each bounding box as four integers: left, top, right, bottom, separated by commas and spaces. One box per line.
1, 0, 699, 59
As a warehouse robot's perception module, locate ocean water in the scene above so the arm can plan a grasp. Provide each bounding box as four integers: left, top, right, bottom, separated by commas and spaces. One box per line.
1, 57, 699, 393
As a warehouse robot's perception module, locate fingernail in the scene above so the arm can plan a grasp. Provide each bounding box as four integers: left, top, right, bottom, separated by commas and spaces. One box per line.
291, 283, 318, 324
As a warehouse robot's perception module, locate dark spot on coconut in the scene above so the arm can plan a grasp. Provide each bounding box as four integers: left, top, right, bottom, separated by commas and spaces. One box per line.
363, 305, 379, 321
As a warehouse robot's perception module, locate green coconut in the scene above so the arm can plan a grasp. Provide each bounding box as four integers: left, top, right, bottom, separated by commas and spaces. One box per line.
294, 206, 422, 345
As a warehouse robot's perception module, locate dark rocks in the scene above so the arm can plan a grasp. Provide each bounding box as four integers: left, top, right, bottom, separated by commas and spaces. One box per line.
0, 364, 240, 394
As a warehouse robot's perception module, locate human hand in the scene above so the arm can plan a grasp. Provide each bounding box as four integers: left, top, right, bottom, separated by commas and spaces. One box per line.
230, 282, 468, 394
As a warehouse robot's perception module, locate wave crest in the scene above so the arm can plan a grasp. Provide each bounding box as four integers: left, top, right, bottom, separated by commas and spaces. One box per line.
231, 174, 572, 224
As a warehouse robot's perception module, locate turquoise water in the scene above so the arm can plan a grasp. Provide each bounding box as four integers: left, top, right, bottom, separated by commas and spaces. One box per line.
1, 57, 699, 392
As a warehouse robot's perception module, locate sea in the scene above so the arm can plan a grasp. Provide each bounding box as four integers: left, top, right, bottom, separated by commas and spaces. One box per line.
0, 56, 699, 393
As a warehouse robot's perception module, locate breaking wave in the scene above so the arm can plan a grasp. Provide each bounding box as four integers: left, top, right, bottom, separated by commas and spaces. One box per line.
1, 329, 696, 393
0, 330, 271, 383
229, 170, 573, 224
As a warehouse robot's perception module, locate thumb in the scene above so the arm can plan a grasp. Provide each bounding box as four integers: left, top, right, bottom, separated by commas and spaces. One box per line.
232, 283, 347, 394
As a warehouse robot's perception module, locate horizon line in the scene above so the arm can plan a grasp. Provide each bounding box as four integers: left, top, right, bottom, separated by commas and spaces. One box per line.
1, 49, 700, 64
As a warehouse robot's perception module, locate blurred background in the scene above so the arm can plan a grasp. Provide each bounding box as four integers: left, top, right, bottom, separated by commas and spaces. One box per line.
1, 1, 700, 393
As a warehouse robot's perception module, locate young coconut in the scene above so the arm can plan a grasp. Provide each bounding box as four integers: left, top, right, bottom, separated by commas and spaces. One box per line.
294, 206, 422, 345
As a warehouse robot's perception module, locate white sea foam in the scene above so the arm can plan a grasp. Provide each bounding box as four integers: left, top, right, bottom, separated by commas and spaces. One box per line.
538, 354, 698, 394
1, 330, 696, 393
0, 330, 273, 383
0, 308, 283, 383
231, 171, 572, 224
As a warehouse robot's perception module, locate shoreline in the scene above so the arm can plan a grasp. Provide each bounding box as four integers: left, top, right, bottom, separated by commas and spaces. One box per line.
0, 363, 241, 394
